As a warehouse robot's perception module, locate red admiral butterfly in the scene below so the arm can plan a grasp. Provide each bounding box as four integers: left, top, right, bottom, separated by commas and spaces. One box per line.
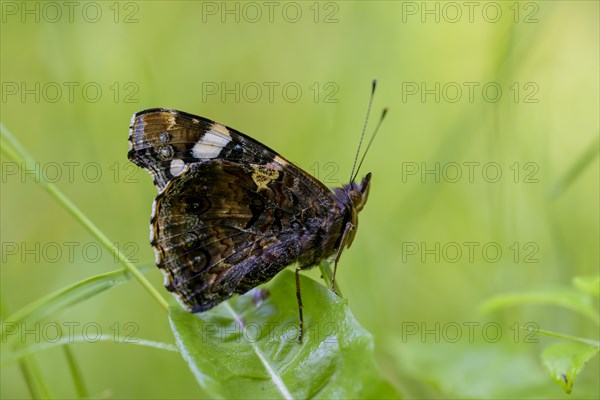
128, 81, 386, 341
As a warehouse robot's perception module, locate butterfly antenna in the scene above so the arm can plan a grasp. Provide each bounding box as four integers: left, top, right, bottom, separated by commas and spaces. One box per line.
349, 79, 377, 182
352, 107, 388, 182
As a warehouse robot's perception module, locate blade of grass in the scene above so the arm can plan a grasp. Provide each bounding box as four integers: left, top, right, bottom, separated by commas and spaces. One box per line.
2, 265, 153, 335
0, 265, 151, 396
1, 296, 53, 399
0, 123, 168, 313
2, 335, 178, 367
549, 136, 599, 199
62, 345, 88, 399
20, 358, 53, 399
17, 360, 42, 400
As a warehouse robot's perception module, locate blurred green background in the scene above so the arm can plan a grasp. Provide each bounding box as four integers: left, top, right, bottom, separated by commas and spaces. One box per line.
1, 1, 598, 398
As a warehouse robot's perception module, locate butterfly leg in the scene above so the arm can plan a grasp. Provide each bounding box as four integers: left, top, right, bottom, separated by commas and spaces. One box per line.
331, 260, 340, 296
295, 265, 304, 343
330, 222, 354, 295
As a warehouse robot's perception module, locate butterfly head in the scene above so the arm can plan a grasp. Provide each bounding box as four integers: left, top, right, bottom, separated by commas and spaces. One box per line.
334, 172, 371, 212
348, 172, 372, 212
332, 172, 371, 251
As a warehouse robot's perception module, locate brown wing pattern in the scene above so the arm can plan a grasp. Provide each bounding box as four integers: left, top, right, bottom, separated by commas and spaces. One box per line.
152, 160, 330, 311
128, 109, 339, 312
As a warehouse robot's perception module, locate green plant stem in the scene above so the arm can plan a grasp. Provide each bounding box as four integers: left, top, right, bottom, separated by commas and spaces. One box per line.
549, 135, 600, 198
530, 327, 600, 348
318, 261, 343, 298
17, 362, 41, 400
62, 346, 88, 398
1, 296, 52, 399
0, 123, 169, 313
3, 336, 178, 367
2, 265, 153, 339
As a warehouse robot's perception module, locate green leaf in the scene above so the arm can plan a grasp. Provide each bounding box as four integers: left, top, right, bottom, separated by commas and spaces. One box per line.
479, 288, 599, 325
541, 341, 599, 394
169, 269, 398, 399
573, 275, 600, 298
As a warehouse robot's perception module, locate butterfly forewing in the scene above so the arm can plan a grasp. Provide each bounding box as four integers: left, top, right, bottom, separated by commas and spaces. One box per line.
128, 108, 330, 196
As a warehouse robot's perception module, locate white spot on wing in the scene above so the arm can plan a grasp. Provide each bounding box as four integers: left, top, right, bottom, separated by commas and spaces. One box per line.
170, 159, 186, 176
191, 124, 231, 159
154, 248, 161, 266
150, 202, 157, 240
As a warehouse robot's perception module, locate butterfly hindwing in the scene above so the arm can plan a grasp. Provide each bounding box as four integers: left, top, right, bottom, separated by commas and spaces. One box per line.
152, 160, 315, 310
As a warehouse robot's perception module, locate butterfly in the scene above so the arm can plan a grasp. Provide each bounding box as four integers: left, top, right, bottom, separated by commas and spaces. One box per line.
127, 81, 386, 342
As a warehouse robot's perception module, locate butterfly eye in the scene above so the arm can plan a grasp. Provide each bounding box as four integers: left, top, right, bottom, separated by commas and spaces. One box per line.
349, 191, 361, 207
